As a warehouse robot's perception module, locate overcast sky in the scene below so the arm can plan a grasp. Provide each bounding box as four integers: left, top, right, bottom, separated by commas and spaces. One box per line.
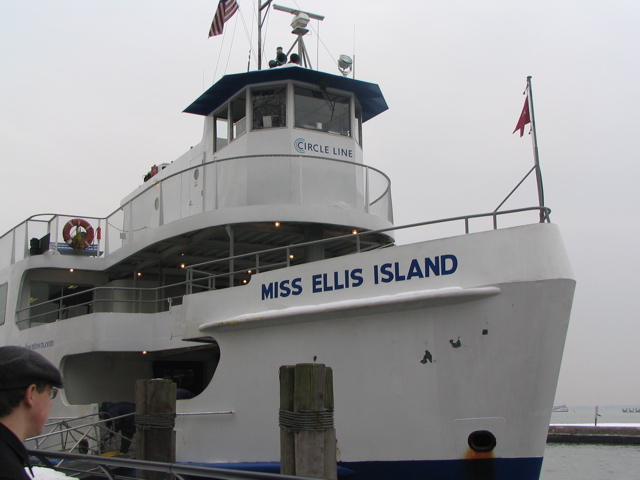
2, 1, 639, 406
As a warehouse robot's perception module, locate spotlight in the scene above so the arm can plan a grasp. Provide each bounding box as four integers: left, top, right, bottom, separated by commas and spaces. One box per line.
338, 55, 353, 77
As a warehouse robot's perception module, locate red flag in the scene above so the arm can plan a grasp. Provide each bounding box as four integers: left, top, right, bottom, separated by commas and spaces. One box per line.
208, 0, 239, 37
513, 97, 530, 137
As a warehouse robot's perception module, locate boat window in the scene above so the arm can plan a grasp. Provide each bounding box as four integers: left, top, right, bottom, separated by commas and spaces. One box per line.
252, 86, 286, 129
27, 283, 94, 326
230, 95, 247, 140
294, 86, 351, 136
214, 106, 229, 152
354, 100, 363, 146
0, 283, 7, 326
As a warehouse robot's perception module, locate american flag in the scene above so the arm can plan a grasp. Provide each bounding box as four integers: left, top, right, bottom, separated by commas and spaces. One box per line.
208, 0, 239, 37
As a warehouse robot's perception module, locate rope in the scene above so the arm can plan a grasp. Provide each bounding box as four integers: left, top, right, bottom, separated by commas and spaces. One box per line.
279, 409, 334, 432
135, 413, 176, 430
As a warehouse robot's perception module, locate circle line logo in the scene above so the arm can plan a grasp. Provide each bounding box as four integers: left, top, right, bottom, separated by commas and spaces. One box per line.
294, 138, 306, 154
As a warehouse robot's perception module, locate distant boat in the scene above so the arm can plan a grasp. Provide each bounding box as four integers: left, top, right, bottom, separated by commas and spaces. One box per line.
552, 404, 569, 413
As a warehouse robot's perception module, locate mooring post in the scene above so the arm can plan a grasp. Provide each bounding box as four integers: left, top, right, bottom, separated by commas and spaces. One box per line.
280, 366, 296, 475
135, 379, 177, 480
279, 364, 337, 480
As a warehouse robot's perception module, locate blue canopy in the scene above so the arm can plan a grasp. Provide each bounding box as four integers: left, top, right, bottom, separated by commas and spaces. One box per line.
183, 66, 388, 123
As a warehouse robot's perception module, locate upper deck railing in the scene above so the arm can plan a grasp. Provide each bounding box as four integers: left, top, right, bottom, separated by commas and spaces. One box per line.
0, 155, 392, 270
15, 206, 550, 329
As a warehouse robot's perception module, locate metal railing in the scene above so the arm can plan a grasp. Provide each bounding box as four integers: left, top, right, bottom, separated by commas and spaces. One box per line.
186, 205, 551, 292
28, 410, 315, 480
0, 155, 392, 268
29, 449, 319, 480
14, 206, 550, 328
16, 280, 190, 329
27, 413, 136, 458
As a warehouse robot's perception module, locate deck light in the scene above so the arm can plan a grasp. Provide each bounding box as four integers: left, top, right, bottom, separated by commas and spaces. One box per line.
180, 263, 186, 269
338, 55, 353, 77
275, 221, 281, 227
69, 269, 74, 273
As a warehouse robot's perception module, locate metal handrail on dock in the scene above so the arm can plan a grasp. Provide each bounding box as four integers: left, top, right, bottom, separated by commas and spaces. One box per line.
29, 449, 321, 480
29, 411, 236, 460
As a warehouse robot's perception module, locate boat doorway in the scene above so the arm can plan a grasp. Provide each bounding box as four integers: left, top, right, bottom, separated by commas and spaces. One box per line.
153, 360, 206, 398
62, 344, 219, 405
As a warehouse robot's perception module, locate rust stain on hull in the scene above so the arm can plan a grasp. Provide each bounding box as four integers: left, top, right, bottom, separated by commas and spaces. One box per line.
462, 449, 496, 480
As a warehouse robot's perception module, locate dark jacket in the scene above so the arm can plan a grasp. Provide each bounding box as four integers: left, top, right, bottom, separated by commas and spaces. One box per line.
0, 422, 31, 480
100, 401, 136, 432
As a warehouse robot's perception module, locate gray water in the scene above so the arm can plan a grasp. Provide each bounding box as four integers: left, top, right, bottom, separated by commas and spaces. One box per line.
541, 406, 640, 479
541, 444, 640, 480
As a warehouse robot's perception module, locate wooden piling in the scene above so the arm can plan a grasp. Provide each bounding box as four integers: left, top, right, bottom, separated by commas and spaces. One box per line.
135, 379, 176, 480
279, 364, 337, 480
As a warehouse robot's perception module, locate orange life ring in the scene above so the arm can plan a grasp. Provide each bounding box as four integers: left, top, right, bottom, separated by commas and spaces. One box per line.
62, 218, 95, 250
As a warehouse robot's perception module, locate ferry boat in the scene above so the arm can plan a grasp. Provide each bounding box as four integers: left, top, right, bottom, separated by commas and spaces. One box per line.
0, 4, 575, 480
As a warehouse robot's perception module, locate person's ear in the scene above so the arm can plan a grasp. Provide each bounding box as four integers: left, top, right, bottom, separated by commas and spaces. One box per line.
23, 384, 38, 408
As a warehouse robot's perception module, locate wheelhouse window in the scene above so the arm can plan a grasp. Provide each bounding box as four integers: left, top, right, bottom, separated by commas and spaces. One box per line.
0, 282, 7, 326
252, 86, 286, 129
230, 94, 246, 140
354, 100, 363, 146
214, 106, 229, 152
294, 86, 351, 136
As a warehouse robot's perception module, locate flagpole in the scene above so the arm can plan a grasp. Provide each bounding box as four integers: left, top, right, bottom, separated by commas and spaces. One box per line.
257, 0, 273, 70
527, 76, 546, 222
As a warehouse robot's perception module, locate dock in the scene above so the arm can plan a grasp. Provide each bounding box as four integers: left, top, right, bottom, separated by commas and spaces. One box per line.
548, 425, 640, 445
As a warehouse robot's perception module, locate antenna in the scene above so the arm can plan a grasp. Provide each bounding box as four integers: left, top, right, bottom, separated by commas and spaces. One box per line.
272, 4, 324, 21
272, 4, 324, 69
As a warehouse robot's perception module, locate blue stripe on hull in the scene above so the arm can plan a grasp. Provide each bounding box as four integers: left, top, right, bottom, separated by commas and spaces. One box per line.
183, 457, 543, 480
338, 457, 543, 480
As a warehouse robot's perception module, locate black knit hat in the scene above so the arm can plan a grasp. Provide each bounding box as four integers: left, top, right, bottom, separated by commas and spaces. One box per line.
0, 346, 63, 389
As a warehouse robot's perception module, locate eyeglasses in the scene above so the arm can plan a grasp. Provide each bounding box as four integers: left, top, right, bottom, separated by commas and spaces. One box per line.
49, 387, 59, 400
